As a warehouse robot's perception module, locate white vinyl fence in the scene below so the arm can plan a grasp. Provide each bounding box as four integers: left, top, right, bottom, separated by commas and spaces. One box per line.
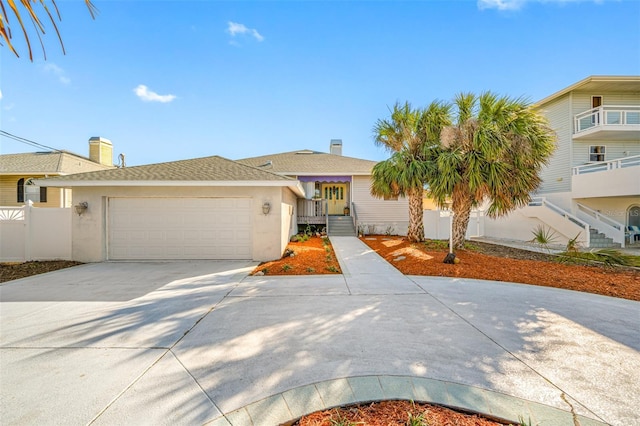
0, 202, 72, 262
423, 209, 485, 240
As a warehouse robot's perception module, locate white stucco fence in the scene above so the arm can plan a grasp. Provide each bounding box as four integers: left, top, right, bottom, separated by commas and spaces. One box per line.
0, 202, 72, 262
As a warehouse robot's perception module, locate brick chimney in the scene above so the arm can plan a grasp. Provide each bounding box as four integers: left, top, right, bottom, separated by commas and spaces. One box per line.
89, 137, 113, 167
330, 139, 342, 156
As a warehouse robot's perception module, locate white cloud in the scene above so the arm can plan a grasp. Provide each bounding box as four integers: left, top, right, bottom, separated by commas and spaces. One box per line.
43, 63, 71, 84
227, 21, 264, 42
478, 0, 604, 11
133, 85, 176, 103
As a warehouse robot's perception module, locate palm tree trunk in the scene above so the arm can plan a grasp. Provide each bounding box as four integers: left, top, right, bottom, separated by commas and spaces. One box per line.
407, 187, 425, 243
452, 191, 473, 249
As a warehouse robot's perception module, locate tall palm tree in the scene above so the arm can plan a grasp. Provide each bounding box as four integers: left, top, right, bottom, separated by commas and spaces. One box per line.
371, 101, 451, 242
1, 0, 96, 60
427, 92, 556, 249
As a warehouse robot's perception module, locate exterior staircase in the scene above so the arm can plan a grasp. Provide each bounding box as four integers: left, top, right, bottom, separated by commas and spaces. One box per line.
589, 228, 621, 249
328, 216, 356, 236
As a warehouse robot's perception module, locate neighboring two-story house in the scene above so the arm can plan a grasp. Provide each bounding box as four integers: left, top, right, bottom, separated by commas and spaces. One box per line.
485, 75, 640, 247
0, 137, 116, 208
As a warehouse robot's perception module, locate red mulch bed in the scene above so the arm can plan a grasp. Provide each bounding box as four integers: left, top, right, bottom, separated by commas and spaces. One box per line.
251, 236, 341, 275
361, 236, 640, 302
295, 400, 508, 425
0, 260, 82, 283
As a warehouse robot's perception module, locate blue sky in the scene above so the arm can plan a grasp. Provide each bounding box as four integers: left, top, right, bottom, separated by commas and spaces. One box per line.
1, 0, 639, 166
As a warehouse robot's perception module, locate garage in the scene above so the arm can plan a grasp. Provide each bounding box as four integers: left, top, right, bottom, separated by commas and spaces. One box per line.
108, 197, 252, 260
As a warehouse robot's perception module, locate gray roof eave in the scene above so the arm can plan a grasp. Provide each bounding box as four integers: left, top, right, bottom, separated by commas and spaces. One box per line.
34, 179, 306, 197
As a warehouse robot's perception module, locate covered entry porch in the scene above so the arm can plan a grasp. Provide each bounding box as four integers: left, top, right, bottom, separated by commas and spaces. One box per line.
296, 176, 356, 235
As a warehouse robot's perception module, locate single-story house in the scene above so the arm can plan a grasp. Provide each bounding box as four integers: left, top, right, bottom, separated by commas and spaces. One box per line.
237, 140, 409, 234
37, 140, 409, 262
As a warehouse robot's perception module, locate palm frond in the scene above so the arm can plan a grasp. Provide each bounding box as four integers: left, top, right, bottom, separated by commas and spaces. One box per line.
0, 0, 96, 60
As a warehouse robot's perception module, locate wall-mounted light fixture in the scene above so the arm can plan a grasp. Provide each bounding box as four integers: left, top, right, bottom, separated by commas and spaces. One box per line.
262, 202, 271, 215
74, 202, 88, 216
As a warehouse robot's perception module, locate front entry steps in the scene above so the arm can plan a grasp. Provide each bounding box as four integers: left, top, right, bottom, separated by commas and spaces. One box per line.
589, 228, 621, 249
328, 216, 356, 236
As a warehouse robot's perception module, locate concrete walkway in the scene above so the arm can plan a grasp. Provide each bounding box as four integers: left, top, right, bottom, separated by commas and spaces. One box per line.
1, 239, 638, 425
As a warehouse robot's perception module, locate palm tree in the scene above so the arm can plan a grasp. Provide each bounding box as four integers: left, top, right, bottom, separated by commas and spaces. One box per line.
427, 92, 556, 249
371, 101, 451, 242
1, 0, 96, 60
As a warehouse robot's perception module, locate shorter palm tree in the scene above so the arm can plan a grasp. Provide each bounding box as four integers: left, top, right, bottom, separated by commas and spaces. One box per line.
427, 92, 556, 249
371, 101, 451, 242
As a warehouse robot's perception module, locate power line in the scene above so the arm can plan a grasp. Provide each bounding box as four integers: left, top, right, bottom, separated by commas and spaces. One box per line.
0, 130, 63, 152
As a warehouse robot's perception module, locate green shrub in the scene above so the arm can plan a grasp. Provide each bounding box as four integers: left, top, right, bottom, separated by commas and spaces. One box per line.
558, 248, 636, 268
424, 239, 448, 250
529, 225, 558, 253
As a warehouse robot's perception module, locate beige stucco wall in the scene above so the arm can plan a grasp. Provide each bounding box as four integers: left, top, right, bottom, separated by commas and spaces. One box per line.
281, 187, 297, 250
70, 185, 288, 262
574, 196, 640, 226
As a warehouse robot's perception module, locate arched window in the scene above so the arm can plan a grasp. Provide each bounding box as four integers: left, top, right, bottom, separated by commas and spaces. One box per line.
17, 178, 47, 203
629, 205, 640, 228
17, 178, 25, 203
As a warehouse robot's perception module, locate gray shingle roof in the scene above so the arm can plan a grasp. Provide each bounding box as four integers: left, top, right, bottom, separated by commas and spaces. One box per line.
0, 151, 113, 174
38, 155, 294, 183
237, 150, 377, 175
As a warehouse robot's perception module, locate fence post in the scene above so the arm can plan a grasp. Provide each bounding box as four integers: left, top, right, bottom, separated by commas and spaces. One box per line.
24, 200, 33, 261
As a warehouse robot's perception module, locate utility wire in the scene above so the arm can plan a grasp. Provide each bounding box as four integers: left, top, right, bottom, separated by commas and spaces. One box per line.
0, 130, 63, 152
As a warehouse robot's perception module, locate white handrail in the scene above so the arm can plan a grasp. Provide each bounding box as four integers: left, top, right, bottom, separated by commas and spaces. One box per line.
576, 203, 623, 230
572, 154, 640, 175
528, 197, 590, 246
529, 197, 589, 228
575, 203, 625, 248
324, 199, 329, 235
351, 202, 358, 235
574, 105, 640, 133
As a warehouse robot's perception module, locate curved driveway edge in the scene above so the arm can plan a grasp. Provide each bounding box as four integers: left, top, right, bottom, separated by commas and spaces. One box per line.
208, 375, 607, 426
1, 239, 638, 426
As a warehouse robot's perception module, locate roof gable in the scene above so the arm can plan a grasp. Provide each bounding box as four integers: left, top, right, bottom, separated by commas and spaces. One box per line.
0, 151, 112, 175
38, 155, 295, 183
536, 75, 640, 107
237, 150, 378, 175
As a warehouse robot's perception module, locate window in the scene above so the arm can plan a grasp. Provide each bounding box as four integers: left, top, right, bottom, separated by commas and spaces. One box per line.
17, 178, 25, 203
18, 178, 46, 203
589, 146, 606, 162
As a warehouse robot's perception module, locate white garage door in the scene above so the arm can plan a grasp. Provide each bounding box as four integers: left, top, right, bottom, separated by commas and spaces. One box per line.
108, 198, 252, 260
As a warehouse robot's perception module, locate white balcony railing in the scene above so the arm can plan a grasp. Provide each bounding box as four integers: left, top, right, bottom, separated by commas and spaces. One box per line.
572, 154, 640, 175
574, 105, 640, 134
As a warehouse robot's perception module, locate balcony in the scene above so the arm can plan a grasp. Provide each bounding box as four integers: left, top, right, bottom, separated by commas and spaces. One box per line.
572, 155, 640, 198
573, 105, 640, 140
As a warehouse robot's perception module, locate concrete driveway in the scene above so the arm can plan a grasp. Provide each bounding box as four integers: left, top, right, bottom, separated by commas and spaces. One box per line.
1, 252, 638, 425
